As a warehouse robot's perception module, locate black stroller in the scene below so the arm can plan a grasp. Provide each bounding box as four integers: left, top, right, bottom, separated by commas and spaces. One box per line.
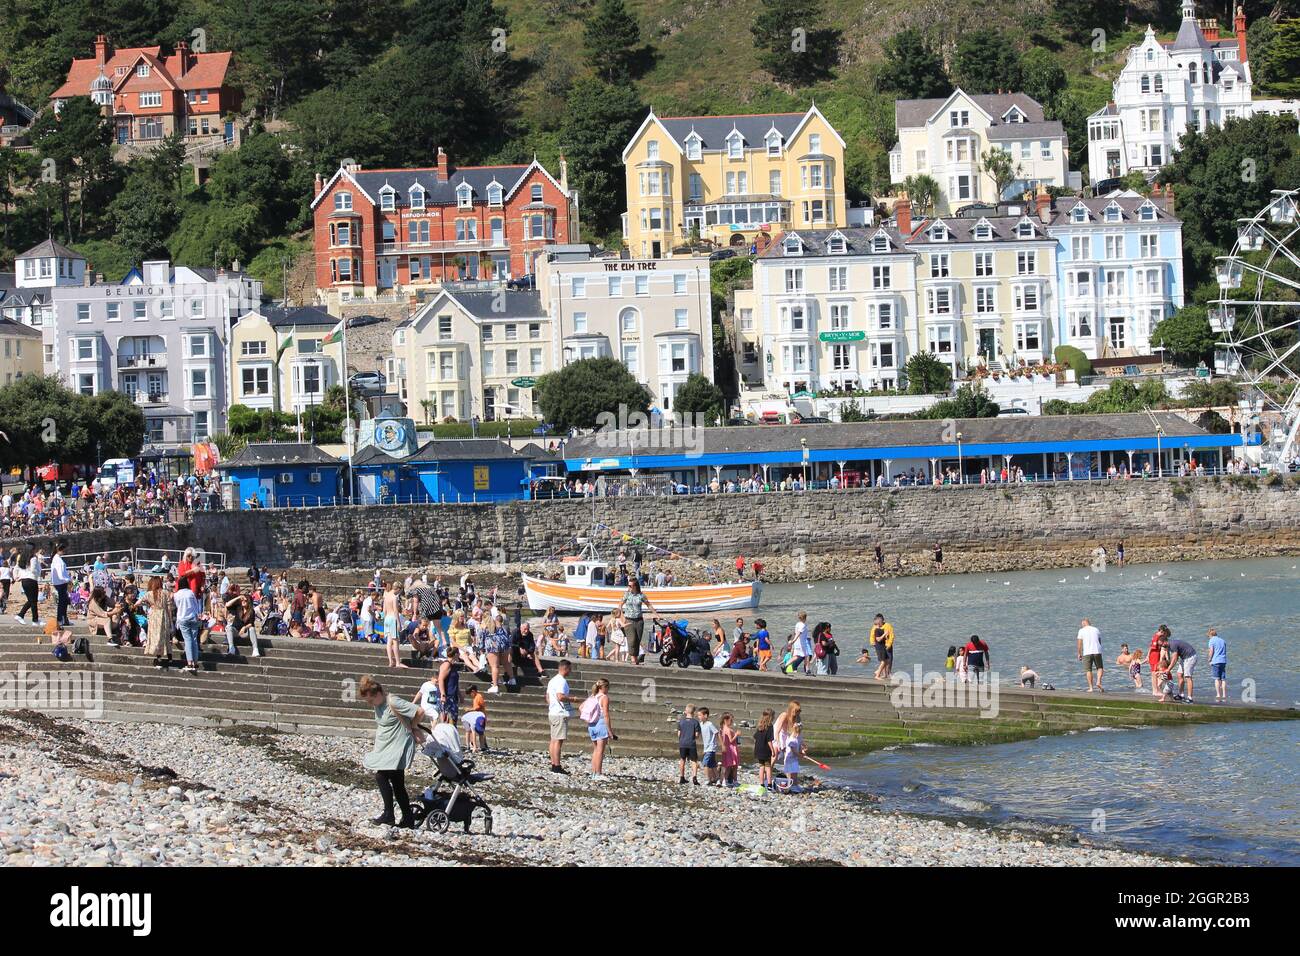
412, 752, 494, 834
656, 618, 714, 669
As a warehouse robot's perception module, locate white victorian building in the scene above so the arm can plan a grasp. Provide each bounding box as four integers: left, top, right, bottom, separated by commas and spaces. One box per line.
1086, 2, 1299, 182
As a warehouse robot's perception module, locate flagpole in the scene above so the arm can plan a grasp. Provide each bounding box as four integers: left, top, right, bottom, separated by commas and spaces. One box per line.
342, 316, 354, 502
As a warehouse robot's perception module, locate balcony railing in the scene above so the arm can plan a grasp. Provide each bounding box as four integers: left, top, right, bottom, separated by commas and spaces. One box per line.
378, 236, 512, 255
117, 353, 167, 369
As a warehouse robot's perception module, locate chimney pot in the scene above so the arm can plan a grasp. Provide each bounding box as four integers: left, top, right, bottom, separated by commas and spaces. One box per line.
895, 195, 913, 235
436, 146, 449, 182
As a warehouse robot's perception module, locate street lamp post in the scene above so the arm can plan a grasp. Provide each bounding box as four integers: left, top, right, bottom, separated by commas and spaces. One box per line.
800, 438, 809, 489
955, 431, 964, 484
1156, 425, 1164, 478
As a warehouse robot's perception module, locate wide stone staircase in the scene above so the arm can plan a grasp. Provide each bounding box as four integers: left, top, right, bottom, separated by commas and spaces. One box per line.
1, 624, 1293, 758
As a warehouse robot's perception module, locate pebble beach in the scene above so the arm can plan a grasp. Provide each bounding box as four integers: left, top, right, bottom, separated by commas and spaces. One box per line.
0, 711, 1180, 867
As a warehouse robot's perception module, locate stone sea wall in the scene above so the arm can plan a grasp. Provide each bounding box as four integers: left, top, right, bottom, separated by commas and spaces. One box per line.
7, 477, 1300, 573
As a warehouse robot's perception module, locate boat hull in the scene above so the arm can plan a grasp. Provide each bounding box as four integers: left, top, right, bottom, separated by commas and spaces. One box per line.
522, 575, 762, 614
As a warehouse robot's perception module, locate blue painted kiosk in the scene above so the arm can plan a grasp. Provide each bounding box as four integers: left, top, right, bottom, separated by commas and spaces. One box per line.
219, 442, 342, 507
352, 438, 532, 503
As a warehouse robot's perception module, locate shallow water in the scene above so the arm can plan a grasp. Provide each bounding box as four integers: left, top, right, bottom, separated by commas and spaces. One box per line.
745, 557, 1300, 865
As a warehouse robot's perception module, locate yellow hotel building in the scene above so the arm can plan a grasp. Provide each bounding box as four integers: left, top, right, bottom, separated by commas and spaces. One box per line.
621, 106, 847, 257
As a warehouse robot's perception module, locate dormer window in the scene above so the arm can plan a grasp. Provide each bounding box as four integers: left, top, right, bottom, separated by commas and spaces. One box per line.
1004, 106, 1025, 124
1016, 220, 1035, 238
783, 235, 803, 255
974, 221, 993, 240
766, 130, 782, 157
871, 234, 889, 253
1071, 205, 1087, 223
826, 234, 846, 254
1139, 203, 1157, 221
412, 184, 428, 211
379, 187, 395, 212
334, 191, 353, 212
726, 131, 743, 159
685, 134, 702, 161
1104, 203, 1121, 223
531, 183, 543, 202
929, 222, 949, 242
455, 183, 471, 209
487, 183, 503, 206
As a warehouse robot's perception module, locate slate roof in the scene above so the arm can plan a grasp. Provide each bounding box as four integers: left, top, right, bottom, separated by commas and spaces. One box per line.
259, 305, 337, 329
985, 120, 1067, 141
219, 442, 340, 468
350, 165, 530, 209
656, 112, 805, 149
758, 225, 911, 258
565, 413, 1214, 460
1047, 194, 1178, 226
1170, 16, 1215, 52
0, 316, 41, 338
17, 238, 85, 260
894, 93, 1046, 129
905, 214, 1050, 245
451, 290, 545, 321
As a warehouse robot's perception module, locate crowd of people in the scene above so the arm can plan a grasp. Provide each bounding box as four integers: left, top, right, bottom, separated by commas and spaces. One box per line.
0, 473, 221, 537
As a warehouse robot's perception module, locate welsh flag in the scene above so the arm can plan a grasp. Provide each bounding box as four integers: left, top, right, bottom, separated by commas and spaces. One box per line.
276, 326, 295, 357
322, 319, 345, 346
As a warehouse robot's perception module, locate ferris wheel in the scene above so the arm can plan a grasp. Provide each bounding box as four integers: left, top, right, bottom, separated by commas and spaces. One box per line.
1210, 188, 1300, 470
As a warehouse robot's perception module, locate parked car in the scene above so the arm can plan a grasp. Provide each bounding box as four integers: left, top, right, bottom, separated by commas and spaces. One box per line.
708, 249, 737, 262
792, 415, 830, 424
997, 407, 1030, 417
725, 418, 755, 426
348, 371, 386, 394
507, 274, 536, 290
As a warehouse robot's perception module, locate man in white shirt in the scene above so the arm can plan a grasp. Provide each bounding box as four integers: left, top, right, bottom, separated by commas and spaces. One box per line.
1076, 618, 1105, 693
546, 659, 573, 774
50, 543, 72, 627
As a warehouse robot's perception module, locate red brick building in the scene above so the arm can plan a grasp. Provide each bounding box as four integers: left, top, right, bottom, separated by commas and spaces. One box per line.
309, 150, 579, 305
51, 35, 240, 146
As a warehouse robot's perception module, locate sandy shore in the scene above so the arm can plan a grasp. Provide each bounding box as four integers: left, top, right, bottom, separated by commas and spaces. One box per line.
0, 711, 1179, 867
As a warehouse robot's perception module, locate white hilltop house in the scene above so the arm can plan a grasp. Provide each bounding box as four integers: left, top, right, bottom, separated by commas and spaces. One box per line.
1086, 1, 1300, 183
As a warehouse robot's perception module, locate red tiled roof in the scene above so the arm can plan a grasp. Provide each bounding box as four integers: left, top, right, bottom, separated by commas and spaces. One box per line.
51, 46, 233, 99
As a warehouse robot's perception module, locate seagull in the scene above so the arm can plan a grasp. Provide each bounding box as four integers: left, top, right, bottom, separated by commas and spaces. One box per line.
1058, 578, 1068, 584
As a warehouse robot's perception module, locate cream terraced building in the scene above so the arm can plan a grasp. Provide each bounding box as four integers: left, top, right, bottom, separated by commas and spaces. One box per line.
749, 225, 919, 394
390, 244, 714, 423
0, 317, 41, 385
228, 305, 345, 414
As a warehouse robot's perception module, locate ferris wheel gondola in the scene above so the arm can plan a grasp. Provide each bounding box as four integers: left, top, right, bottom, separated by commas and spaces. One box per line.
1212, 188, 1300, 470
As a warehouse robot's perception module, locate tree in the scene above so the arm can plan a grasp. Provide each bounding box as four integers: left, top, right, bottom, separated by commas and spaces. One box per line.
980, 148, 1021, 201
901, 174, 940, 215
1020, 48, 1066, 113
750, 0, 841, 86
1054, 345, 1092, 378
28, 96, 114, 243
560, 78, 645, 236
673, 373, 727, 424
952, 29, 1022, 95
1257, 19, 1300, 98
584, 0, 643, 83
110, 167, 181, 265
1150, 305, 1217, 366
0, 375, 143, 468
1157, 114, 1300, 287
876, 28, 950, 99
839, 398, 871, 422
922, 382, 999, 419
534, 357, 652, 431
904, 351, 952, 395
86, 389, 147, 460
286, 85, 394, 174
1054, 0, 1125, 42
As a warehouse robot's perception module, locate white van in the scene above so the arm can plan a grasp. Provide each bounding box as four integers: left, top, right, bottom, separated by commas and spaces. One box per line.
97, 458, 136, 490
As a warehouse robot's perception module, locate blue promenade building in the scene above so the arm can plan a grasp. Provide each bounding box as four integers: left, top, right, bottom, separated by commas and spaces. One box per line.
219, 442, 342, 507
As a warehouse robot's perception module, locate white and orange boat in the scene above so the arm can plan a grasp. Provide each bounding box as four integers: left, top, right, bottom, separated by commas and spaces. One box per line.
522, 556, 762, 614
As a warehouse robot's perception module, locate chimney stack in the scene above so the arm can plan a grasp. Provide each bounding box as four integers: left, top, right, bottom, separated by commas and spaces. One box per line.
314, 172, 323, 195
559, 153, 569, 194
436, 146, 449, 182
94, 34, 109, 68
1235, 4, 1248, 62
176, 40, 189, 78
894, 194, 912, 235
1163, 183, 1176, 217
1035, 189, 1052, 224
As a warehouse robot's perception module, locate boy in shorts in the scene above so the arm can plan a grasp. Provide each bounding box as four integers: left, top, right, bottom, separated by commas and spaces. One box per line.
677, 704, 701, 785
698, 707, 720, 786
753, 618, 772, 671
